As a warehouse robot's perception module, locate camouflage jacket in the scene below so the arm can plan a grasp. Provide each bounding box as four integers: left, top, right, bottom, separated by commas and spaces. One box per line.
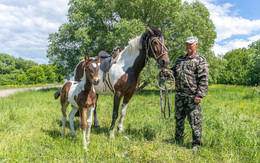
171, 53, 209, 98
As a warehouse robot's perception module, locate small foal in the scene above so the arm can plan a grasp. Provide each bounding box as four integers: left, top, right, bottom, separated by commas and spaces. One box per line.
59, 54, 100, 150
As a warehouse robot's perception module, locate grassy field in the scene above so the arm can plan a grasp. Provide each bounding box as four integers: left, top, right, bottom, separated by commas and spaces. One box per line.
0, 85, 259, 162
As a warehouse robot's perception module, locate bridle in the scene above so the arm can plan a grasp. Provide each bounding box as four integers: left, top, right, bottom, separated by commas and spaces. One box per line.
144, 34, 168, 77
145, 35, 168, 61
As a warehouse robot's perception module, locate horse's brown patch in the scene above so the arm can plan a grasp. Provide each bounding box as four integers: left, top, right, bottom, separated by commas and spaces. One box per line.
75, 60, 85, 81
60, 82, 72, 106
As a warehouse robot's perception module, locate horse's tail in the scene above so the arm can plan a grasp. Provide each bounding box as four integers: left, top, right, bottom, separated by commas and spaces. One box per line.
54, 89, 61, 100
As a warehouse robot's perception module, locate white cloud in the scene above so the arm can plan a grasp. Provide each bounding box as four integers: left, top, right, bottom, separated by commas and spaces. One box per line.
248, 35, 260, 42
213, 39, 251, 55
213, 35, 260, 55
0, 0, 69, 64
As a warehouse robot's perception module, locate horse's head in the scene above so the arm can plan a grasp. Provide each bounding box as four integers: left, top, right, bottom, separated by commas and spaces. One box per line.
84, 54, 100, 85
144, 26, 169, 68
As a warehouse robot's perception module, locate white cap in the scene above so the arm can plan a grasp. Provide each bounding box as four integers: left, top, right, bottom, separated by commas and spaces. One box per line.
185, 36, 198, 44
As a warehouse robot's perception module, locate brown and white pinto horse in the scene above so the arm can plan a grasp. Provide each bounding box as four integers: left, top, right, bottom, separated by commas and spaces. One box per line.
75, 26, 169, 138
58, 54, 100, 150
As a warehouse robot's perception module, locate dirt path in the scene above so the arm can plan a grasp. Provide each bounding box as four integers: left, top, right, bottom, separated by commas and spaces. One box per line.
0, 85, 62, 98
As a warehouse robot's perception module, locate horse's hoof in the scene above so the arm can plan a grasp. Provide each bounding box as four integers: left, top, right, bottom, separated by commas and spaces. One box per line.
109, 131, 115, 139
118, 129, 124, 134
93, 124, 100, 128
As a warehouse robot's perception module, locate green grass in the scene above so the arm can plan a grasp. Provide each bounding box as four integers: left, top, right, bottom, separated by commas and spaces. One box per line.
0, 85, 259, 162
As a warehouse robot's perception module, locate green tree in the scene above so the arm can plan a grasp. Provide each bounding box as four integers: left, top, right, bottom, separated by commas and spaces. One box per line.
40, 64, 60, 83
0, 53, 16, 75
15, 57, 38, 72
47, 0, 216, 78
26, 66, 47, 84
17, 72, 28, 84
218, 48, 254, 85
247, 40, 260, 85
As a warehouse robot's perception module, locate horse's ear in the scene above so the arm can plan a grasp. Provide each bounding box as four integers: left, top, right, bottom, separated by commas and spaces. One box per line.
84, 54, 89, 63
96, 55, 100, 63
158, 28, 161, 31
146, 25, 154, 35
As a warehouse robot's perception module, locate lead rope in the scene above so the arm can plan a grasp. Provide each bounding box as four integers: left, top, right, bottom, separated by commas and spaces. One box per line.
164, 80, 171, 119
157, 70, 174, 119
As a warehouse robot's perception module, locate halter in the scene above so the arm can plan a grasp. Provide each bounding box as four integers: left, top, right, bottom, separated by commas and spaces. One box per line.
145, 35, 168, 61
144, 34, 168, 77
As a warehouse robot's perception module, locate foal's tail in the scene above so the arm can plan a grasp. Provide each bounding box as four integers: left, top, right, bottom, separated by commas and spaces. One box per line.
54, 89, 61, 100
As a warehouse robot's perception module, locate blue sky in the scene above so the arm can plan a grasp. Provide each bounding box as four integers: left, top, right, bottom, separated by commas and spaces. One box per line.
0, 0, 259, 64
216, 0, 259, 20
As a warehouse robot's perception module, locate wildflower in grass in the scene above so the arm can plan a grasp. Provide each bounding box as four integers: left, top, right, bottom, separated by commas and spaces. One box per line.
239, 103, 245, 109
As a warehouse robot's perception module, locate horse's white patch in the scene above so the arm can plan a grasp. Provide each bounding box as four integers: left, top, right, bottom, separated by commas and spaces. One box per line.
94, 36, 142, 94
92, 63, 97, 68
67, 80, 85, 107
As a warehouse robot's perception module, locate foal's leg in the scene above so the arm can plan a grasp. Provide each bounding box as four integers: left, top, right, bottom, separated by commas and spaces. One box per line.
69, 107, 78, 137
93, 95, 100, 127
61, 101, 69, 137
79, 107, 88, 150
93, 104, 100, 127
109, 91, 122, 138
117, 93, 133, 134
86, 106, 95, 145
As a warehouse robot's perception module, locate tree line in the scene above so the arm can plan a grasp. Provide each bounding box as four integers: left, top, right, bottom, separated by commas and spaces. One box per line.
217, 41, 259, 86
0, 53, 63, 85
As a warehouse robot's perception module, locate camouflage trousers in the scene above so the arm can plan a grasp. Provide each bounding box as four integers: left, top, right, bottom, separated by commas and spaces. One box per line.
175, 94, 202, 146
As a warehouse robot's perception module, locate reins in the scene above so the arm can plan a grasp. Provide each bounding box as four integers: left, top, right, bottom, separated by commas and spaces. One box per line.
157, 70, 174, 119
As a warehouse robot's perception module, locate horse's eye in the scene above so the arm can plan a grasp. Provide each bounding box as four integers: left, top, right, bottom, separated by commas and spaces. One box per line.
88, 68, 92, 72
153, 41, 158, 45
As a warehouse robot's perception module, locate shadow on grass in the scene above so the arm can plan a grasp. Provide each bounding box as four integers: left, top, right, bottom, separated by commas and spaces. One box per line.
124, 124, 157, 141
42, 128, 62, 139
162, 138, 193, 149
43, 118, 110, 139
91, 126, 110, 135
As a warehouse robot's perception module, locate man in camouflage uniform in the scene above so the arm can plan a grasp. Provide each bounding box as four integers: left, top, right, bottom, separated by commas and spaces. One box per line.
170, 36, 209, 151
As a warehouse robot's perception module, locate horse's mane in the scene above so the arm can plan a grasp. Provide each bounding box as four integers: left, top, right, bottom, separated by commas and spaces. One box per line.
119, 28, 164, 56
128, 35, 142, 50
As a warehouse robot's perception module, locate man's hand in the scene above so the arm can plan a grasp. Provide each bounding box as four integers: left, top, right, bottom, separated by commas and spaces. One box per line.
194, 96, 202, 104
